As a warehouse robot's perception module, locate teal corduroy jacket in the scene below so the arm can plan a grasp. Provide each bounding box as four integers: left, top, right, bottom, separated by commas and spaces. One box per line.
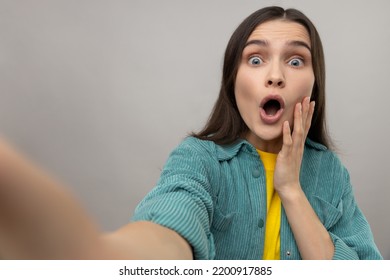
132, 137, 382, 259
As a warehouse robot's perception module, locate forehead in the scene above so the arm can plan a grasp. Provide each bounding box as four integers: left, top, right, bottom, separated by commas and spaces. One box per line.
247, 20, 311, 46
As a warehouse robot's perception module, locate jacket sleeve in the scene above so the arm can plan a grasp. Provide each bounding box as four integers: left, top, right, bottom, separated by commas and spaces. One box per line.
329, 167, 383, 260
131, 138, 215, 260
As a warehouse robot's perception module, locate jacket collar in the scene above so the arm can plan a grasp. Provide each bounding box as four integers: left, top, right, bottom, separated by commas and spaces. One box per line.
216, 137, 327, 161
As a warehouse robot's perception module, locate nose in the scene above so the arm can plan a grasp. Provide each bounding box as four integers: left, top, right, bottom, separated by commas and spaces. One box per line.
267, 78, 285, 87
265, 63, 285, 88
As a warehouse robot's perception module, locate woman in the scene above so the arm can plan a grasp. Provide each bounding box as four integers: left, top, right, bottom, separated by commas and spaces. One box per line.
130, 6, 382, 260
0, 6, 382, 259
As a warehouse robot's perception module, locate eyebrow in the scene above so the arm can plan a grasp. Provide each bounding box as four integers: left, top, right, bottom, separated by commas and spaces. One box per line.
244, 39, 311, 51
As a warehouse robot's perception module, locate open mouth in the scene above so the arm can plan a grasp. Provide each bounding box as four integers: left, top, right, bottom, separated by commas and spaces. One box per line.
263, 99, 281, 116
259, 95, 285, 124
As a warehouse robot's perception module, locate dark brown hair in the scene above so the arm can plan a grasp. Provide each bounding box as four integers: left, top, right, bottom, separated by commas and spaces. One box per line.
192, 6, 333, 149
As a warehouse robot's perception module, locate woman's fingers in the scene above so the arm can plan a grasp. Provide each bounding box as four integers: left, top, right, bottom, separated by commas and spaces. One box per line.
304, 101, 315, 138
280, 97, 314, 157
292, 97, 314, 145
292, 102, 304, 150
280, 120, 293, 155
301, 97, 310, 130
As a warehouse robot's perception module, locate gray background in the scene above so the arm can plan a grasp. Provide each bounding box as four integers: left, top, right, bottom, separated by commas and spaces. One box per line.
0, 0, 389, 259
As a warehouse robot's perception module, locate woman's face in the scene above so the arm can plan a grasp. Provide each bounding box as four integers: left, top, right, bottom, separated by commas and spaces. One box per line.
235, 20, 314, 153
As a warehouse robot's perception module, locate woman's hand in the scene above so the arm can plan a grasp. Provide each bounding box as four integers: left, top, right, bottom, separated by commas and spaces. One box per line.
274, 96, 315, 198
0, 139, 104, 259
272, 97, 334, 259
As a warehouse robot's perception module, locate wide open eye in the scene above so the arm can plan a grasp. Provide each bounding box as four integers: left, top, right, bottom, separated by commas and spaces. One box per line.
248, 56, 263, 65
288, 58, 304, 67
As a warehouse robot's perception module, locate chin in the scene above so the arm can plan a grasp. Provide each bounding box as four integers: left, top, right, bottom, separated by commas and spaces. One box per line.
247, 125, 283, 145
257, 133, 283, 143
258, 124, 283, 139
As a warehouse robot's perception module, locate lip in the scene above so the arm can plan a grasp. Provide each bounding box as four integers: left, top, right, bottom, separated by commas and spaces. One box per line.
259, 94, 285, 124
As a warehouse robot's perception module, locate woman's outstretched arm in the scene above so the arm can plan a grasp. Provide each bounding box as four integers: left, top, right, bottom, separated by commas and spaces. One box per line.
0, 139, 192, 259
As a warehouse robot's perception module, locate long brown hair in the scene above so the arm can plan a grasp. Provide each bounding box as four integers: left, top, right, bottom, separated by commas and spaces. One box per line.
192, 6, 333, 149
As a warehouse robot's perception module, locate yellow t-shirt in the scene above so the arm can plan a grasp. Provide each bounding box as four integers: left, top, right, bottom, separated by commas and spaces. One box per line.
257, 149, 281, 260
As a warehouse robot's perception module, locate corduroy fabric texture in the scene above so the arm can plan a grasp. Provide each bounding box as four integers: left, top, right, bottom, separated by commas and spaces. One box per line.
132, 137, 382, 260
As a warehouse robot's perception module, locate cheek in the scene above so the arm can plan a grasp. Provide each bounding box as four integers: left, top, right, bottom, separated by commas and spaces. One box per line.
303, 79, 315, 97
303, 72, 315, 96
289, 73, 315, 104
296, 72, 315, 96
285, 73, 315, 119
234, 70, 257, 124
235, 68, 259, 104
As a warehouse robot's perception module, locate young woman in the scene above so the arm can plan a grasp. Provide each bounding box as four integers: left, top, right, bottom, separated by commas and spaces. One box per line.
0, 6, 382, 260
